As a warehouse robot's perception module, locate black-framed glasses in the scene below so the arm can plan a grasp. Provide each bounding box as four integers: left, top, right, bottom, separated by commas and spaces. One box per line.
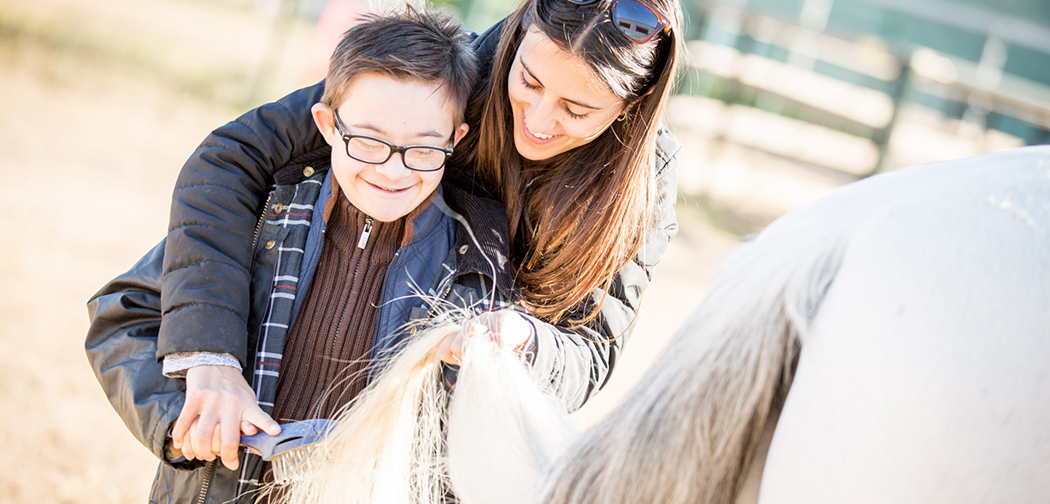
567, 0, 670, 43
333, 111, 454, 172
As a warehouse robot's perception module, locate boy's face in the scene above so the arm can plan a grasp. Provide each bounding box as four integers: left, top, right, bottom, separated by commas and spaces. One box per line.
312, 72, 469, 222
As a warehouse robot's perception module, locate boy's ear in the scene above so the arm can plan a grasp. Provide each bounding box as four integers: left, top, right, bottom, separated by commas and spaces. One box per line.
452, 122, 469, 148
311, 103, 338, 146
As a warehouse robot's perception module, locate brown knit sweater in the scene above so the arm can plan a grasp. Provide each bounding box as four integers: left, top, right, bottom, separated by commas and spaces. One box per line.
270, 180, 435, 423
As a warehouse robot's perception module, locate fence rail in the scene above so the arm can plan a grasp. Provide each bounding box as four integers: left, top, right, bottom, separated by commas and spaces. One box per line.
677, 2, 1050, 178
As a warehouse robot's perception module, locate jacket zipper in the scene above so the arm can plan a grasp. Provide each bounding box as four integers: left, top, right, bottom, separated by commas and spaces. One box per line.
417, 270, 458, 331
196, 460, 216, 504
251, 192, 276, 252
357, 216, 374, 249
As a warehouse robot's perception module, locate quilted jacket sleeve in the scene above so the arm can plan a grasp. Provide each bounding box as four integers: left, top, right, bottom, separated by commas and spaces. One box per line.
158, 83, 327, 364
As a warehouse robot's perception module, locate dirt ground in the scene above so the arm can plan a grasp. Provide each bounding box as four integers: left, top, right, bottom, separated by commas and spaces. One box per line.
0, 1, 747, 502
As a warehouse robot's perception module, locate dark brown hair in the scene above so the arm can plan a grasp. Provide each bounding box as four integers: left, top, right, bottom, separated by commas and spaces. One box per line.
455, 0, 682, 325
321, 5, 477, 123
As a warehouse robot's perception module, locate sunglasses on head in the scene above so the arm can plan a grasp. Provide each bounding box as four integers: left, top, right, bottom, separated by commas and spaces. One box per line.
566, 0, 670, 44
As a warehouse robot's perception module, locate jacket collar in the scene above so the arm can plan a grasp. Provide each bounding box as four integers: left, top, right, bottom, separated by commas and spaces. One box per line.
440, 183, 516, 301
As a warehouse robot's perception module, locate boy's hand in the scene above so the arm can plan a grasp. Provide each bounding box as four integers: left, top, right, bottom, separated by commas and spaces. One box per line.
434, 310, 533, 365
172, 365, 281, 471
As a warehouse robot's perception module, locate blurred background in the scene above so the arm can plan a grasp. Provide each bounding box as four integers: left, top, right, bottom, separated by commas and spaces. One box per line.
0, 0, 1046, 502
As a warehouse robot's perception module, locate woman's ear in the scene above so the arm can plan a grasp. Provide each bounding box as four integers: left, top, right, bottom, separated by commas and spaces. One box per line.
311, 103, 338, 146
618, 100, 637, 121
452, 122, 470, 147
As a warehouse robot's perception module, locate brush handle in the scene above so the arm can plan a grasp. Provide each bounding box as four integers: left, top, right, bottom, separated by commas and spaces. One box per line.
241, 418, 336, 460
165, 418, 337, 463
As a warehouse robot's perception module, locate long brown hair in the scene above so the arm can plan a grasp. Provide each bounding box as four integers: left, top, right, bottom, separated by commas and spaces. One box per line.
455, 0, 683, 325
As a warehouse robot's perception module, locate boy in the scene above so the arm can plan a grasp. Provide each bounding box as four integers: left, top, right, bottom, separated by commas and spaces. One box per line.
86, 7, 523, 503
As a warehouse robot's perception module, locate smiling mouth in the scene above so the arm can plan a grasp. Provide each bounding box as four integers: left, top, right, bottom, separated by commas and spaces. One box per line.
522, 116, 557, 143
368, 181, 410, 193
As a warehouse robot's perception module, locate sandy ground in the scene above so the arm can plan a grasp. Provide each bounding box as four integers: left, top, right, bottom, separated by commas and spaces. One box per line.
0, 1, 745, 502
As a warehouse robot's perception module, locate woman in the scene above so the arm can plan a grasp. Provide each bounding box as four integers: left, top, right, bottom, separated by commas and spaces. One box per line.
160, 0, 683, 415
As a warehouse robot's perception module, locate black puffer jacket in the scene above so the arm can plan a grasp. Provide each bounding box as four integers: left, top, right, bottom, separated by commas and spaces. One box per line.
160, 20, 681, 411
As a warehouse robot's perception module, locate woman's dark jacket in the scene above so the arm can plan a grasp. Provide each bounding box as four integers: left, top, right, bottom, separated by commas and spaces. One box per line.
157, 21, 682, 413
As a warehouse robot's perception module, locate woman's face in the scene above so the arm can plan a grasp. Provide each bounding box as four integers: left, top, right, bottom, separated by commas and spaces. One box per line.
508, 27, 626, 161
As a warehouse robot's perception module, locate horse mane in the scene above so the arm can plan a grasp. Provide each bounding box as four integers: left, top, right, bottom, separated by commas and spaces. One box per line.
266, 325, 451, 504
267, 309, 575, 504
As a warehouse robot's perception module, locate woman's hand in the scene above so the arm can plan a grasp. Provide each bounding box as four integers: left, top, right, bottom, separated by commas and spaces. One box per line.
434, 310, 534, 365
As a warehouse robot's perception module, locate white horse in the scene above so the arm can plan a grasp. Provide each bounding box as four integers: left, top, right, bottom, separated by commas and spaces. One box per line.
274, 146, 1050, 504
537, 146, 1050, 504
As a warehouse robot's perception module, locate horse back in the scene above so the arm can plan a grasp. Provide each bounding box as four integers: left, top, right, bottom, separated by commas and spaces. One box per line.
757, 148, 1050, 504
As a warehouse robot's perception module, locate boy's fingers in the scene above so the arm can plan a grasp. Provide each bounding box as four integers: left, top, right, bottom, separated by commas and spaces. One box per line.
244, 408, 282, 436
193, 417, 216, 449
180, 435, 196, 461
171, 404, 200, 448
181, 418, 201, 460
212, 425, 223, 456
190, 413, 220, 461
240, 421, 259, 436
194, 426, 218, 462
220, 452, 240, 471
219, 415, 241, 471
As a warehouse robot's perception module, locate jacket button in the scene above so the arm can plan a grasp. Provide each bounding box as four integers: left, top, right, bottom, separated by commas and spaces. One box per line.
273, 203, 284, 214
303, 166, 315, 177
459, 245, 469, 254
265, 240, 276, 250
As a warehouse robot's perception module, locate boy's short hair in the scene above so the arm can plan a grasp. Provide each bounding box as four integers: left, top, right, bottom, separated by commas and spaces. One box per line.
321, 5, 477, 123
